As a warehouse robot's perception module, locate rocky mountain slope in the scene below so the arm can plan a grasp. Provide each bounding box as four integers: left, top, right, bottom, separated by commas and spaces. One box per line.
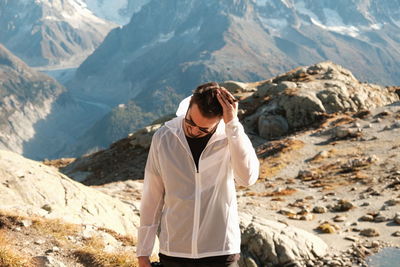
0, 149, 142, 266
0, 44, 65, 156
0, 0, 116, 67
0, 44, 112, 160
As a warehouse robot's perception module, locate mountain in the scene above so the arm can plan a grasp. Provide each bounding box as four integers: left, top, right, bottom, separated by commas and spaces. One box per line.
68, 0, 400, 111
84, 0, 151, 25
0, 44, 110, 160
0, 0, 116, 67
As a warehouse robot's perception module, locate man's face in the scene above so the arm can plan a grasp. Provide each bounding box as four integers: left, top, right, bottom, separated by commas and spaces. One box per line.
184, 104, 220, 138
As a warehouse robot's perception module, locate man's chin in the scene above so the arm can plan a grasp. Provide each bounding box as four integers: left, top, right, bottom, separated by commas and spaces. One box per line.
187, 131, 204, 138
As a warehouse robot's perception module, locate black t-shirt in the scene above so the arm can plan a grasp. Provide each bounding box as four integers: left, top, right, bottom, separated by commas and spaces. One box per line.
185, 133, 213, 172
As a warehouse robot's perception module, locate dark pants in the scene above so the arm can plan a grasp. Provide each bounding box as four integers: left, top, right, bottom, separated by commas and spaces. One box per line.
159, 253, 240, 267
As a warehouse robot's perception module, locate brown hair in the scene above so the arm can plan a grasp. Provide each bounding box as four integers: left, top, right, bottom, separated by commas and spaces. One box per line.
189, 82, 223, 118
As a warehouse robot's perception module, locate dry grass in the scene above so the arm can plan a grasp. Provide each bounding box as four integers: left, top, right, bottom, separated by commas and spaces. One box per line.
31, 217, 82, 247
299, 149, 375, 189
42, 158, 76, 169
244, 188, 297, 198
97, 227, 137, 247
0, 230, 34, 267
258, 139, 305, 179
0, 210, 141, 266
73, 248, 139, 267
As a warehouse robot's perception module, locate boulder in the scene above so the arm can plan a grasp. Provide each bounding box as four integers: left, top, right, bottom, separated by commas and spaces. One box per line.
258, 114, 289, 139
244, 61, 399, 137
0, 150, 140, 236
240, 214, 328, 267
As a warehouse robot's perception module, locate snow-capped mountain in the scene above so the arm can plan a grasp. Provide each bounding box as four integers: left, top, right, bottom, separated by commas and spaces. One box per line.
84, 0, 151, 25
0, 0, 117, 67
68, 0, 400, 109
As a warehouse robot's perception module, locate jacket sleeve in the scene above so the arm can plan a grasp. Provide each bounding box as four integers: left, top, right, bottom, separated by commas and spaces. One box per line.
225, 117, 260, 186
136, 133, 165, 257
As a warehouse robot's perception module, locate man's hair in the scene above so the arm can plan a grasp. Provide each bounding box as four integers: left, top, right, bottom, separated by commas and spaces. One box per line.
189, 82, 223, 118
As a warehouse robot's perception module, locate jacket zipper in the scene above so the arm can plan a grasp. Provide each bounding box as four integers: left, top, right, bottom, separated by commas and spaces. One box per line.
173, 125, 223, 257
191, 140, 217, 257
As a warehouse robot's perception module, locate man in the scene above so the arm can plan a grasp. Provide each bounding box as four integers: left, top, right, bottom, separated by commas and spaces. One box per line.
137, 82, 259, 267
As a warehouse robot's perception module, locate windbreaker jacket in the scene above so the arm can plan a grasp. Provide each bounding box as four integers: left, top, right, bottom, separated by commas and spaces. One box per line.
136, 115, 259, 258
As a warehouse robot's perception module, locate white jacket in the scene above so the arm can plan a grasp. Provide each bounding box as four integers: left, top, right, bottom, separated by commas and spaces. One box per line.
136, 114, 259, 258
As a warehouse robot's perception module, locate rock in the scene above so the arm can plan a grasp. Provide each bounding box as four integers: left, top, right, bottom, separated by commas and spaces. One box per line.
385, 199, 399, 206
0, 150, 140, 236
374, 215, 387, 222
21, 219, 32, 227
394, 214, 400, 224
332, 126, 354, 139
220, 81, 252, 93
255, 83, 280, 97
360, 215, 374, 222
32, 256, 66, 267
45, 246, 60, 255
238, 255, 258, 267
371, 241, 380, 248
128, 124, 162, 149
393, 122, 400, 128
333, 215, 347, 222
300, 213, 314, 221
279, 208, 297, 216
344, 236, 359, 242
317, 223, 337, 234
258, 114, 289, 139
41, 204, 52, 213
297, 170, 320, 181
360, 228, 380, 237
332, 200, 354, 212
392, 231, 400, 237
241, 215, 328, 266
34, 240, 45, 245
313, 206, 328, 214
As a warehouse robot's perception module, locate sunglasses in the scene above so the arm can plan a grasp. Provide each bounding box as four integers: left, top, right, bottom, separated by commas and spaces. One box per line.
185, 110, 218, 134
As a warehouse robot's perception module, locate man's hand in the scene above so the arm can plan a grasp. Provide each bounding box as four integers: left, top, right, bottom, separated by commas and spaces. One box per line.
216, 87, 238, 123
138, 256, 152, 267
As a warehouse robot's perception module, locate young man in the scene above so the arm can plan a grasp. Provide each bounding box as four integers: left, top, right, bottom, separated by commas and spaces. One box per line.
137, 82, 259, 267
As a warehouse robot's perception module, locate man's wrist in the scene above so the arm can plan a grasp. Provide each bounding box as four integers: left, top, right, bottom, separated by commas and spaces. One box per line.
225, 116, 239, 126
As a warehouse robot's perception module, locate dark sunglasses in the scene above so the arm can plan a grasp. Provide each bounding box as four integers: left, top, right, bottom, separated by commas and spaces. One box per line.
184, 110, 218, 134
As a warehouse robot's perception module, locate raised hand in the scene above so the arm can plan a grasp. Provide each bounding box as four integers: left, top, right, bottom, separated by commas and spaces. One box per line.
216, 87, 238, 124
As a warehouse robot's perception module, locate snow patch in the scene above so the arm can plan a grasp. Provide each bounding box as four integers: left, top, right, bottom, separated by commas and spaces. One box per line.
158, 31, 175, 43
84, 0, 151, 25
310, 18, 360, 38
181, 25, 201, 36
369, 24, 382, 30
